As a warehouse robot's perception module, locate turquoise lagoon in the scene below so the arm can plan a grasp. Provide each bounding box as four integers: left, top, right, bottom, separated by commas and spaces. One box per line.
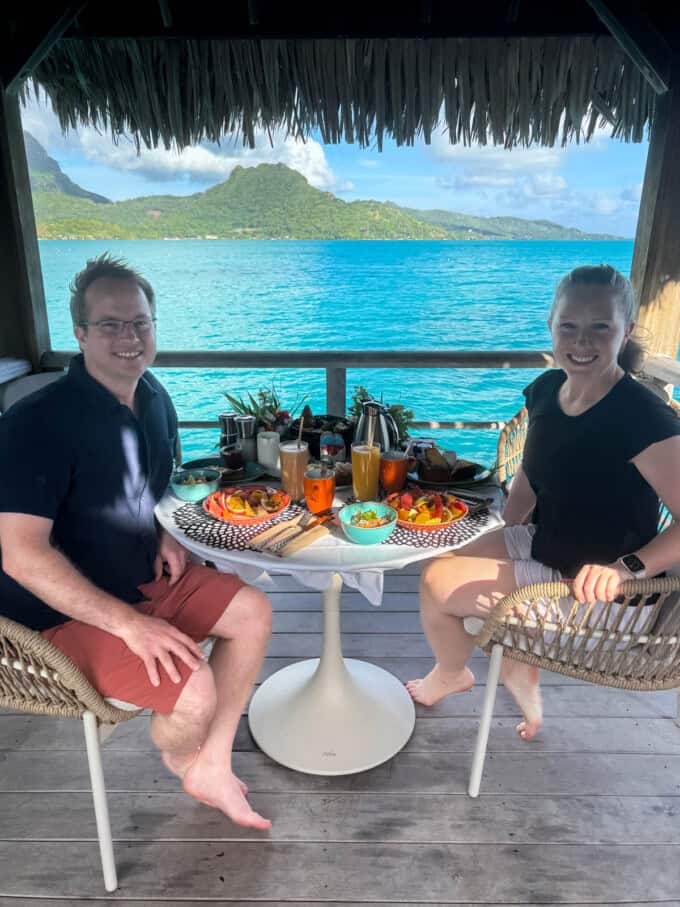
39, 239, 634, 464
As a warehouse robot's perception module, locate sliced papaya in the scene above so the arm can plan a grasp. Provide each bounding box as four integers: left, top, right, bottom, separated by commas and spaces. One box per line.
226, 494, 245, 513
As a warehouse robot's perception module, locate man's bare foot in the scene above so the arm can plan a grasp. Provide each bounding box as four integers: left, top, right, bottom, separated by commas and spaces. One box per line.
183, 758, 270, 830
162, 750, 247, 794
162, 749, 198, 779
501, 660, 542, 740
406, 664, 475, 707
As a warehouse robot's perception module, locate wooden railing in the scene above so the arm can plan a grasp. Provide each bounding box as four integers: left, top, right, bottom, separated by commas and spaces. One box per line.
39, 348, 680, 428
42, 348, 555, 431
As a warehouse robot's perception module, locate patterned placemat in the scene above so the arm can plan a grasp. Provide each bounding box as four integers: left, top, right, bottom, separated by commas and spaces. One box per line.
173, 503, 307, 551
386, 509, 492, 548
172, 503, 493, 551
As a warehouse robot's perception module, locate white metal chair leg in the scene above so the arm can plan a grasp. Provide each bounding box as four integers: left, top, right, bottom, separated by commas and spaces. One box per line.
82, 710, 118, 892
468, 643, 503, 798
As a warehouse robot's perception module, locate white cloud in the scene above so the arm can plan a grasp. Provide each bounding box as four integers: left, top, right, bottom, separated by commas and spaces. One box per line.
20, 94, 338, 191
429, 131, 563, 172
529, 173, 568, 197
428, 130, 570, 204
550, 189, 635, 220
621, 182, 643, 203
589, 192, 623, 216
454, 173, 516, 188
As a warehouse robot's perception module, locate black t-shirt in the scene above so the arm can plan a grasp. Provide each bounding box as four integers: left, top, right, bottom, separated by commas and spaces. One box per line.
522, 370, 680, 576
0, 355, 178, 630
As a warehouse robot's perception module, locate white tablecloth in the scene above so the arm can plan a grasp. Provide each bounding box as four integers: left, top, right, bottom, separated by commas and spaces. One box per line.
156, 485, 504, 605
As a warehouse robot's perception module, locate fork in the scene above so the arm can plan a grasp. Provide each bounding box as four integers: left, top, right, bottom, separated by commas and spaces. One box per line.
264, 511, 334, 553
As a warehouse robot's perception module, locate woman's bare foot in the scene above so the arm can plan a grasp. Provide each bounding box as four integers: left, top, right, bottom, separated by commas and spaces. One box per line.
406, 664, 475, 706
501, 660, 542, 740
183, 757, 270, 830
162, 750, 248, 794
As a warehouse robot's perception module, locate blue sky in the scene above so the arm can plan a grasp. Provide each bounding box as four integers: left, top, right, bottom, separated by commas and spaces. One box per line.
22, 95, 648, 237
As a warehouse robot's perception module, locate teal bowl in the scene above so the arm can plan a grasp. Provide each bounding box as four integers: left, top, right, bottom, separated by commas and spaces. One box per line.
170, 467, 221, 502
338, 501, 397, 545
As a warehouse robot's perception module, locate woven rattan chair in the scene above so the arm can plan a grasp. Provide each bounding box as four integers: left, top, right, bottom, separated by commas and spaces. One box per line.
496, 406, 528, 494
464, 576, 680, 797
0, 616, 142, 891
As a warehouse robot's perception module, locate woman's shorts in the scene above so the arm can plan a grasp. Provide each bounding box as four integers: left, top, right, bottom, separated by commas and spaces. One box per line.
503, 524, 561, 588
501, 524, 653, 635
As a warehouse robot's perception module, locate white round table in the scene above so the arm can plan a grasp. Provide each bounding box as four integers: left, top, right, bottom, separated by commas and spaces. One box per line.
156, 487, 502, 775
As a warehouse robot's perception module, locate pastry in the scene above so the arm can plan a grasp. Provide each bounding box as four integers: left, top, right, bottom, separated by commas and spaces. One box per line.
417, 446, 451, 483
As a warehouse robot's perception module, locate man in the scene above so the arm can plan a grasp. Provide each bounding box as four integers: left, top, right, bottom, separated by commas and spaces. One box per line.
0, 254, 272, 830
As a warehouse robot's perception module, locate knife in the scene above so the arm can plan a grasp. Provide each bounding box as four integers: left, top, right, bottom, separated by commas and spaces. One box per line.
265, 512, 334, 553
250, 512, 305, 549
275, 524, 331, 557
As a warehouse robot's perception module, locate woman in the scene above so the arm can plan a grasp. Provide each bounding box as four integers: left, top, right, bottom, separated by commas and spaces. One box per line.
407, 265, 680, 739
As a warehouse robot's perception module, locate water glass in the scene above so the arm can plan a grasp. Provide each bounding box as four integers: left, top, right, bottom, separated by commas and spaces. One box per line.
257, 431, 280, 475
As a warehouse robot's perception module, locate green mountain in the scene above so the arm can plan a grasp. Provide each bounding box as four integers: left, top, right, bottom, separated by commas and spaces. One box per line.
25, 132, 111, 205
401, 207, 620, 241
26, 133, 623, 241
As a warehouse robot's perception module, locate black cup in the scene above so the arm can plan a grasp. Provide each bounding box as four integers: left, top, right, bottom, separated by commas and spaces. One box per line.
220, 445, 244, 471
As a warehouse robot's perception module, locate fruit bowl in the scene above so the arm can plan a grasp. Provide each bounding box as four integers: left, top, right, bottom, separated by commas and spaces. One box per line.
202, 485, 290, 525
337, 502, 397, 545
385, 490, 468, 531
170, 468, 221, 502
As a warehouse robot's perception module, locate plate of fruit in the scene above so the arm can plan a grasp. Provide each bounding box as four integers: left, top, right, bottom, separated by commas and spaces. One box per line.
385, 489, 468, 531
202, 485, 290, 525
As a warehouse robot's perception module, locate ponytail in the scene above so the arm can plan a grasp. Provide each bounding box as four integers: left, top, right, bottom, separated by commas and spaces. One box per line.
618, 335, 646, 374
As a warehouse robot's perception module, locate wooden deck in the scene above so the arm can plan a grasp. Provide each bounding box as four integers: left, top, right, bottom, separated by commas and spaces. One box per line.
2, 564, 680, 905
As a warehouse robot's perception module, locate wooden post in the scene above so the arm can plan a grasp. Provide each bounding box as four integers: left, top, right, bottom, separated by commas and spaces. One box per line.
325, 367, 347, 416
0, 90, 50, 366
631, 70, 680, 359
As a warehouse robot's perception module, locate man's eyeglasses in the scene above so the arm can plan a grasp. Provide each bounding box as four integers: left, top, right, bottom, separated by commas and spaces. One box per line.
79, 317, 157, 336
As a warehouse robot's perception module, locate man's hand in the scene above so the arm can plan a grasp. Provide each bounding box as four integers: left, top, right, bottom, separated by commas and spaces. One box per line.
154, 529, 188, 586
119, 612, 205, 687
572, 563, 629, 604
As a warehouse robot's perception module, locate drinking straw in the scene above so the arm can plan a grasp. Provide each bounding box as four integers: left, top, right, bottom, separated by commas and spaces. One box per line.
367, 406, 376, 450
297, 415, 304, 449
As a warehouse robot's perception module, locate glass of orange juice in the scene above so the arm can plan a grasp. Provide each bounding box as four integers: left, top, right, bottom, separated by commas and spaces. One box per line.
303, 464, 336, 514
351, 442, 381, 501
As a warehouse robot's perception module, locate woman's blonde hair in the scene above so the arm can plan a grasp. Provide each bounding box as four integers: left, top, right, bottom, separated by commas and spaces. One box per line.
550, 264, 645, 374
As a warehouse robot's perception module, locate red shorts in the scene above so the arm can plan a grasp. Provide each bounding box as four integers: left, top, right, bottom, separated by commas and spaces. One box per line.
41, 564, 245, 714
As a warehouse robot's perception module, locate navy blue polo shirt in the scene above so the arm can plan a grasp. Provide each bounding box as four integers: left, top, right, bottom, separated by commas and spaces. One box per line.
0, 354, 178, 630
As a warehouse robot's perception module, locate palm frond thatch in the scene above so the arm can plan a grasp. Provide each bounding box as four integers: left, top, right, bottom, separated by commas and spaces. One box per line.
24, 36, 654, 150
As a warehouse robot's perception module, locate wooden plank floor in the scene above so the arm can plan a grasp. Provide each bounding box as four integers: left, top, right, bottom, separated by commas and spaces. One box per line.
1, 565, 680, 905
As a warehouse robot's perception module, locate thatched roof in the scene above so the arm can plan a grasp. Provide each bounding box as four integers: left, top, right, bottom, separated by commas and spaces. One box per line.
26, 34, 655, 150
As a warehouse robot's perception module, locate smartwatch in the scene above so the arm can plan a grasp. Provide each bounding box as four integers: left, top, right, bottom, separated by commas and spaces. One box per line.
618, 553, 647, 579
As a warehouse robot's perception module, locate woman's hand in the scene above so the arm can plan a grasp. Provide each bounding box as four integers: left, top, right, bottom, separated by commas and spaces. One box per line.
154, 529, 189, 586
572, 562, 629, 603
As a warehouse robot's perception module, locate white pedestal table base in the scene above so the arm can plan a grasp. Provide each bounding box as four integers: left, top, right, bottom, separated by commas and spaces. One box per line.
248, 573, 415, 775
